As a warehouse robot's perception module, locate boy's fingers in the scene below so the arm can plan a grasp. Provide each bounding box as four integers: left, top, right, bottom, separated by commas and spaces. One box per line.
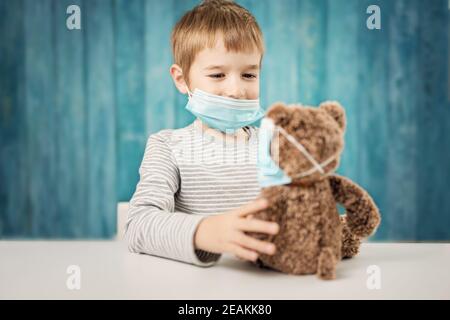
235, 233, 276, 255
236, 218, 279, 235
234, 198, 268, 217
228, 243, 259, 262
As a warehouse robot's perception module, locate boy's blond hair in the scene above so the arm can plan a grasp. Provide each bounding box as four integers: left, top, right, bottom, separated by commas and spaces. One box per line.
171, 0, 265, 84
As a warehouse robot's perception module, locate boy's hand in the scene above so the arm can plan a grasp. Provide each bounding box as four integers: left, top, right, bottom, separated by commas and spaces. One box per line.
194, 198, 279, 262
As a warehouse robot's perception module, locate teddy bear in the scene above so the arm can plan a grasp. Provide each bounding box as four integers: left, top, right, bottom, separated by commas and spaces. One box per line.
248, 101, 381, 280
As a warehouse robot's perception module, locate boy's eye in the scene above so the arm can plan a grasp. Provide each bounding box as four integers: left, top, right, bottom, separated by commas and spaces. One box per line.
208, 73, 225, 79
243, 73, 257, 79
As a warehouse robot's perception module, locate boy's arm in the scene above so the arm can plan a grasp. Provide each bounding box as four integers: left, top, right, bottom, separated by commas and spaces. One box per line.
124, 132, 221, 267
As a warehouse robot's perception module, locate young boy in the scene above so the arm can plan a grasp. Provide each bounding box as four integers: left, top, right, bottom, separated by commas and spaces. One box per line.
125, 0, 280, 267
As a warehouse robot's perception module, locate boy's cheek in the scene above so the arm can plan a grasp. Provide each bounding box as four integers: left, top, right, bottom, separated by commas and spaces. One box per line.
249, 86, 260, 100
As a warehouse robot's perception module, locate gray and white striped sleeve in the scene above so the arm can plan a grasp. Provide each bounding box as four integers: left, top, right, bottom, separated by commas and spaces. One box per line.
124, 132, 222, 267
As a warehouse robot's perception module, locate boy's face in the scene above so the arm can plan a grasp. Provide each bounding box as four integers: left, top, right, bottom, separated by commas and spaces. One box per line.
172, 34, 261, 100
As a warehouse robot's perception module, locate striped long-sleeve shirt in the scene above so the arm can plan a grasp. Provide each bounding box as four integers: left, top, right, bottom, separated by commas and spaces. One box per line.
124, 119, 261, 267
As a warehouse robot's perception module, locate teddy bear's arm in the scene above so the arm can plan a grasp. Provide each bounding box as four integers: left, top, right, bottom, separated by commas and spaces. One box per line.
328, 174, 381, 238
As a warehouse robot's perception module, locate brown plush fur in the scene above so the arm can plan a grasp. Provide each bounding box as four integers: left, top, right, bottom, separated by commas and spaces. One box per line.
248, 101, 381, 280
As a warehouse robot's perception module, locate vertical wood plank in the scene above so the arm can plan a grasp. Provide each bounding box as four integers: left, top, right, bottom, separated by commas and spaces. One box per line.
386, 0, 420, 240
115, 0, 147, 202
416, 0, 450, 240
24, 0, 57, 237
325, 0, 360, 181
258, 0, 300, 105
296, 0, 327, 105
356, 0, 390, 240
0, 0, 27, 237
54, 0, 86, 237
145, 0, 176, 136
85, 0, 116, 237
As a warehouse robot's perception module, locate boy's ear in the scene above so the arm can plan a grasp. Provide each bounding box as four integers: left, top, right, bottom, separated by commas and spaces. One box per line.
170, 64, 189, 94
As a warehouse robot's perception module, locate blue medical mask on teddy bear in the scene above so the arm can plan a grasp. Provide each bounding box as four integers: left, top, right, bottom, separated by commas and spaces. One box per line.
185, 86, 265, 133
257, 117, 337, 188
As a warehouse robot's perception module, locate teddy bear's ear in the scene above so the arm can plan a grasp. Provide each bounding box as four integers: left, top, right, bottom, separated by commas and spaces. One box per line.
266, 102, 290, 125
319, 101, 346, 131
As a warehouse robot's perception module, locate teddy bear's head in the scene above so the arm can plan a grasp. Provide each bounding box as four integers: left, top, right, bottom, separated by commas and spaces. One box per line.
266, 101, 346, 184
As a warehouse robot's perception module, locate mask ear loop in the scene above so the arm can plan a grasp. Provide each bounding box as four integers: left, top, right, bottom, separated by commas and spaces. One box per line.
185, 85, 193, 99
290, 150, 336, 179
276, 126, 325, 174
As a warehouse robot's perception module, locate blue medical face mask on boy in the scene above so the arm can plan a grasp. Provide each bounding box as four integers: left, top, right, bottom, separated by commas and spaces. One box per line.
185, 87, 265, 133
257, 118, 336, 188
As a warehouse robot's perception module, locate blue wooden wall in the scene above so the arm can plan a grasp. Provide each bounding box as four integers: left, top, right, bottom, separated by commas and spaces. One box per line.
0, 0, 449, 240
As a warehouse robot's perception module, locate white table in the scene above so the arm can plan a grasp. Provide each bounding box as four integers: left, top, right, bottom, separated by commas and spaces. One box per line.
0, 241, 449, 299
